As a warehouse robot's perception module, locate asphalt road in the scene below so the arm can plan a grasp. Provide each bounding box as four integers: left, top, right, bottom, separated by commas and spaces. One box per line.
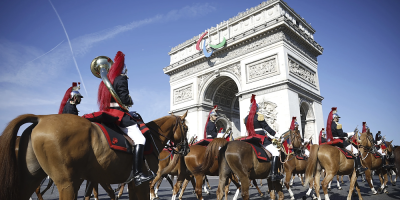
31, 175, 400, 200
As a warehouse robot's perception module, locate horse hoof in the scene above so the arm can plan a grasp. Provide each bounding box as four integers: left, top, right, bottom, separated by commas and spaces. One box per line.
392, 183, 396, 186
338, 187, 342, 190
302, 196, 307, 200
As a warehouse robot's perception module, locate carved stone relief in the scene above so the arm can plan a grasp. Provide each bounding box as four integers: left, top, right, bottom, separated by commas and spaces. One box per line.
258, 100, 279, 132
246, 55, 279, 83
288, 57, 316, 86
173, 84, 193, 105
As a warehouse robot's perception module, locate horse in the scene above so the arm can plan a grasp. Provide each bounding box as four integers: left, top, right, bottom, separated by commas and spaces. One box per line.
394, 146, 400, 181
282, 129, 314, 200
304, 132, 369, 200
172, 138, 241, 200
358, 131, 390, 194
215, 131, 293, 200
0, 112, 189, 200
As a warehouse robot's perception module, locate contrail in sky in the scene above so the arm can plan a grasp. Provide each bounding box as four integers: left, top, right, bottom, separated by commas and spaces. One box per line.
48, 0, 88, 97
25, 40, 64, 64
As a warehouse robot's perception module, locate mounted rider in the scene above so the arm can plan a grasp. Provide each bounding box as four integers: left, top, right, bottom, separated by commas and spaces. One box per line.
58, 82, 83, 115
326, 107, 368, 174
244, 94, 283, 181
204, 105, 219, 139
97, 51, 154, 186
318, 128, 327, 144
375, 131, 392, 169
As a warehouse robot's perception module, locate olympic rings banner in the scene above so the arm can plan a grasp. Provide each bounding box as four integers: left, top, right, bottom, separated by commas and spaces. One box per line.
196, 32, 226, 58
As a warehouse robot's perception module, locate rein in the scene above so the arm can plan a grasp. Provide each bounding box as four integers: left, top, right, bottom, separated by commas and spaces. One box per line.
147, 116, 188, 161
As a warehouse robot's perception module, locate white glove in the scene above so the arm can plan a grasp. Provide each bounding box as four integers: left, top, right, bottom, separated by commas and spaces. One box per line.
347, 132, 355, 137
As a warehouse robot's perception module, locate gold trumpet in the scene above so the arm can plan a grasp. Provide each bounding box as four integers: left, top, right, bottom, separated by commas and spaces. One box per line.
90, 56, 130, 112
272, 137, 282, 149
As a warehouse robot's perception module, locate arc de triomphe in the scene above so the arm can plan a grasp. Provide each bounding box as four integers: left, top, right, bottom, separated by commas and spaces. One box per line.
163, 0, 324, 143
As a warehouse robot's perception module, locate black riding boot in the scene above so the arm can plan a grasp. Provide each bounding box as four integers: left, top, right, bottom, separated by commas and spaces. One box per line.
126, 144, 155, 186
354, 154, 368, 175
269, 156, 284, 181
382, 155, 390, 169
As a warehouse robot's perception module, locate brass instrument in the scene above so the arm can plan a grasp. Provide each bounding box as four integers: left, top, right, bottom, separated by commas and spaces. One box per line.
272, 137, 282, 149
90, 56, 130, 112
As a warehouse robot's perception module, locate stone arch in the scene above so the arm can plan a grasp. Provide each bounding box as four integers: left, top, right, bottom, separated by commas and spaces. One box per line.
299, 99, 315, 140
199, 74, 241, 137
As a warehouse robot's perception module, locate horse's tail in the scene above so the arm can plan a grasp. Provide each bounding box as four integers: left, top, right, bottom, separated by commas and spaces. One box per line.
304, 144, 319, 186
0, 114, 38, 200
159, 151, 181, 175
194, 138, 228, 174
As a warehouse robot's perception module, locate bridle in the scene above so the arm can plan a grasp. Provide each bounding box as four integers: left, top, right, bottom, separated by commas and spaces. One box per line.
148, 116, 189, 160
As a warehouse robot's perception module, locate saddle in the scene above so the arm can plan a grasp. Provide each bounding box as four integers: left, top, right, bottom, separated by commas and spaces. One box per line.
82, 111, 153, 155
191, 139, 213, 146
238, 136, 272, 162
336, 147, 355, 159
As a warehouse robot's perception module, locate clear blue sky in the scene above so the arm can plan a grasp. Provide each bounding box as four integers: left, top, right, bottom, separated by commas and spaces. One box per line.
0, 0, 399, 144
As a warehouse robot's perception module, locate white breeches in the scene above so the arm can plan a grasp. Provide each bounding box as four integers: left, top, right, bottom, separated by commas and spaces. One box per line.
119, 125, 146, 145
305, 149, 310, 157
345, 144, 358, 155
378, 148, 386, 155
264, 144, 280, 156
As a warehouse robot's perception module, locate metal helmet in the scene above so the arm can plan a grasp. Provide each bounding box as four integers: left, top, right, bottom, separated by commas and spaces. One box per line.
210, 110, 218, 116
70, 90, 83, 99
332, 113, 340, 119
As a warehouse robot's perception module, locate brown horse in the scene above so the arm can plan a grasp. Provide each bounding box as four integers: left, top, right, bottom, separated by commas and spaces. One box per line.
0, 112, 189, 200
282, 130, 314, 200
358, 131, 390, 194
394, 146, 400, 180
171, 138, 240, 200
216, 133, 291, 200
304, 133, 370, 200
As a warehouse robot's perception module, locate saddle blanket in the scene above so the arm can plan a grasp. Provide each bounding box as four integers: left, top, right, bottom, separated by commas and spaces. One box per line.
336, 147, 355, 159
237, 136, 271, 162
320, 138, 343, 146
94, 122, 153, 155
191, 139, 213, 146
373, 152, 382, 158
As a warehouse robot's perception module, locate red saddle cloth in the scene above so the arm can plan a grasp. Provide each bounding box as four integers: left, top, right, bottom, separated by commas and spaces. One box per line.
238, 136, 271, 162
93, 122, 153, 155
336, 147, 355, 159
320, 138, 343, 146
191, 139, 213, 146
373, 152, 382, 158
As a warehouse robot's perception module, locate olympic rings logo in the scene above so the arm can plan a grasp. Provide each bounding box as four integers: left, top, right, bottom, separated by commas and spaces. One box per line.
196, 32, 226, 58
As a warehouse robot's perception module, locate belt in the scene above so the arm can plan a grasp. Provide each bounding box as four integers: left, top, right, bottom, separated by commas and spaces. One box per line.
255, 128, 263, 131
110, 102, 120, 107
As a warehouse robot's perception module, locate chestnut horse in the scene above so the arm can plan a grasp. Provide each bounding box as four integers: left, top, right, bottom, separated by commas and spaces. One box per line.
172, 138, 241, 200
394, 146, 400, 180
359, 131, 391, 194
0, 112, 189, 200
282, 130, 314, 200
215, 131, 294, 200
304, 133, 370, 200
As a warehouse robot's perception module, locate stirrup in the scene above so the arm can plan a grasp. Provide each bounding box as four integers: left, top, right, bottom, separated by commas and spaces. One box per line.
134, 172, 155, 186
357, 167, 368, 175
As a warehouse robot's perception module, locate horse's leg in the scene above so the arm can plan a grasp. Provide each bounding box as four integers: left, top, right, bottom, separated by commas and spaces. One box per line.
346, 171, 358, 200
354, 182, 363, 200
284, 169, 295, 200
267, 179, 276, 200
260, 179, 263, 186
365, 169, 377, 194
166, 175, 174, 189
217, 159, 230, 200
274, 180, 284, 200
252, 179, 263, 197
56, 179, 83, 200
336, 175, 342, 190
202, 176, 210, 195
290, 175, 294, 186
230, 174, 241, 200
300, 173, 305, 186
100, 183, 116, 200
194, 174, 205, 200
321, 172, 334, 200
224, 178, 232, 200
40, 178, 54, 196
155, 177, 165, 197
341, 175, 345, 184
117, 183, 125, 199
178, 178, 190, 200
93, 183, 99, 200
150, 173, 163, 200
377, 170, 385, 193
172, 173, 186, 200
383, 170, 389, 193
306, 178, 313, 196
84, 181, 94, 200
314, 168, 322, 200
205, 176, 211, 190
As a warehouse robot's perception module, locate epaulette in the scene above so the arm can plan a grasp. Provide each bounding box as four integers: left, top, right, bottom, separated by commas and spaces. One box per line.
336, 123, 342, 129
243, 118, 246, 124
257, 112, 264, 121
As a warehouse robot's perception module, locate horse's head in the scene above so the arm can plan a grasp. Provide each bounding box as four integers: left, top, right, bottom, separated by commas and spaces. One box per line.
386, 140, 394, 155
172, 111, 190, 156
359, 132, 374, 149
291, 129, 303, 148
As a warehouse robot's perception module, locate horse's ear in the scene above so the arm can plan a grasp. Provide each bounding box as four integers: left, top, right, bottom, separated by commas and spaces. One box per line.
390, 140, 393, 143
170, 111, 174, 116
181, 110, 188, 120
